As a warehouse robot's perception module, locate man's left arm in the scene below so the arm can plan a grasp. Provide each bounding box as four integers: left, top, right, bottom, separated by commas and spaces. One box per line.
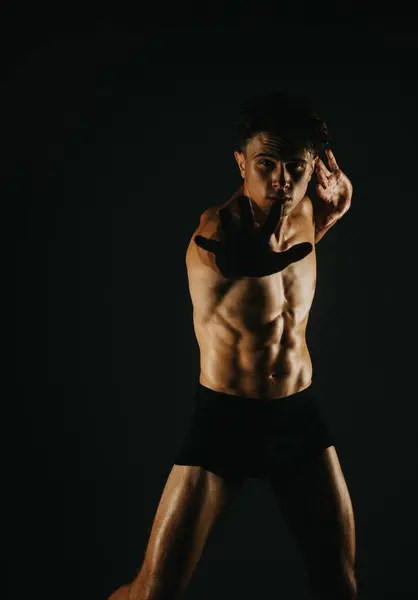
310, 148, 353, 244
313, 215, 340, 244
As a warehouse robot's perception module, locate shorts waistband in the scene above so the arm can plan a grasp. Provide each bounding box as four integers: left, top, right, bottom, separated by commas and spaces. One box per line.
194, 381, 316, 410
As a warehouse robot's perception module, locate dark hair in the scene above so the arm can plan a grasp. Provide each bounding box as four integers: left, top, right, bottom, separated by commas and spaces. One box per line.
235, 90, 331, 157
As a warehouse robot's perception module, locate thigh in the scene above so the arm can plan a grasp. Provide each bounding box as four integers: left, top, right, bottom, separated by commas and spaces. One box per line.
130, 464, 244, 600
269, 446, 356, 594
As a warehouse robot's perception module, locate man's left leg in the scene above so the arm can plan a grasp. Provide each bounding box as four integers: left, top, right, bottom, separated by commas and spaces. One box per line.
268, 446, 357, 600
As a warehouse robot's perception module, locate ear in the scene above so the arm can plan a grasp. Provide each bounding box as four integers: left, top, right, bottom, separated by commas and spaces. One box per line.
234, 151, 246, 179
308, 155, 319, 180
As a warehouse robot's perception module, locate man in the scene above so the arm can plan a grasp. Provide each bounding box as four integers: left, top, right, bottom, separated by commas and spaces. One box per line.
109, 92, 355, 600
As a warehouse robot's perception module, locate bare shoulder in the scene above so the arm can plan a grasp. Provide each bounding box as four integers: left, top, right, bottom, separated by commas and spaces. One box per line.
191, 206, 221, 245
198, 206, 219, 229
185, 206, 222, 272
299, 194, 314, 222
290, 194, 315, 245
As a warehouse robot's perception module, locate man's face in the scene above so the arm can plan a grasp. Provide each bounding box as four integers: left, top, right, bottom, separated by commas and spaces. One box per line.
234, 132, 318, 217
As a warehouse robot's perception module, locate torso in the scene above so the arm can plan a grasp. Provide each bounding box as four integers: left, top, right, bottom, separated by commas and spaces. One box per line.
186, 188, 317, 400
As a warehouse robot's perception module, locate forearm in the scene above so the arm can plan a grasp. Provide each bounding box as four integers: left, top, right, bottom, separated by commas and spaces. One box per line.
314, 220, 337, 244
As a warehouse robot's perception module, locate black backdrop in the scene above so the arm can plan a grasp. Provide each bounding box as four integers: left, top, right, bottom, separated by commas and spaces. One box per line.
10, 5, 418, 600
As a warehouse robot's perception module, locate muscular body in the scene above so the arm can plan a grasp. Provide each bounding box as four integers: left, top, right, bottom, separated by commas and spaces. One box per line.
189, 185, 316, 400
109, 135, 356, 600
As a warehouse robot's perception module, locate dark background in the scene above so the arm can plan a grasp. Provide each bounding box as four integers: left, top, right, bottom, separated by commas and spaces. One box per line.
9, 4, 418, 600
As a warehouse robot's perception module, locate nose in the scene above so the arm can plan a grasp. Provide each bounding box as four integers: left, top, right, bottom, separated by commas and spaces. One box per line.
272, 164, 291, 190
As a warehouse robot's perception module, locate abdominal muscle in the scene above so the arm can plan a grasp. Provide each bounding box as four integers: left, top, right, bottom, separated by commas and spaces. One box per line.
196, 310, 313, 400
188, 192, 316, 400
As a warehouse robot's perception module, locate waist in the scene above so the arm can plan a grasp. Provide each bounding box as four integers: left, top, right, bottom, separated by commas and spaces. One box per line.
194, 378, 316, 409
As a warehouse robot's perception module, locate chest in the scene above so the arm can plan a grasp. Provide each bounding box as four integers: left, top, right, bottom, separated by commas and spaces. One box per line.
217, 245, 317, 329
216, 208, 317, 326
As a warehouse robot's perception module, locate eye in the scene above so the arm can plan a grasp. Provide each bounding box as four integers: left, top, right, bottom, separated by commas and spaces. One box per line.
259, 160, 305, 170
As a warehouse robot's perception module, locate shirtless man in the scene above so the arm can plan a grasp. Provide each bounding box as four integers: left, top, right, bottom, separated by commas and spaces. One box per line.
109, 92, 355, 600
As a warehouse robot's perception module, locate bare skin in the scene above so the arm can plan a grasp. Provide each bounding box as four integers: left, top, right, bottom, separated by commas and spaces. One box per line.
108, 133, 356, 600
189, 185, 316, 399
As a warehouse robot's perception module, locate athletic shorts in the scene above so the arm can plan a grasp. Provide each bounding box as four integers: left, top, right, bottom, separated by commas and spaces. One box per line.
173, 382, 334, 488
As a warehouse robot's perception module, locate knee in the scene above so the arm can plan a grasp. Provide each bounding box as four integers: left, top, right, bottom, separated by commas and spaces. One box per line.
311, 565, 357, 600
128, 568, 183, 600
107, 584, 131, 600
338, 569, 357, 600
341, 562, 357, 600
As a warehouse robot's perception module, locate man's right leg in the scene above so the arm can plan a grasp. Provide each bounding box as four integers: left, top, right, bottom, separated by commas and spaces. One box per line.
110, 464, 244, 600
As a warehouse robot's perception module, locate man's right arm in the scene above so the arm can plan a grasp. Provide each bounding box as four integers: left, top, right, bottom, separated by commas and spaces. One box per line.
186, 208, 224, 275
185, 209, 230, 321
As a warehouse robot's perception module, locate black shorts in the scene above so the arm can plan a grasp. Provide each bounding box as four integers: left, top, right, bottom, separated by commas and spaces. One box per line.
173, 382, 334, 488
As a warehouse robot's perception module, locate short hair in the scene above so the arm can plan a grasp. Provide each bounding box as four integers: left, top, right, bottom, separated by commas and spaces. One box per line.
235, 90, 331, 158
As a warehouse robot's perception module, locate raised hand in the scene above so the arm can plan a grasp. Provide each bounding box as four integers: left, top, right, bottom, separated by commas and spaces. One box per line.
314, 148, 353, 232
194, 195, 312, 278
